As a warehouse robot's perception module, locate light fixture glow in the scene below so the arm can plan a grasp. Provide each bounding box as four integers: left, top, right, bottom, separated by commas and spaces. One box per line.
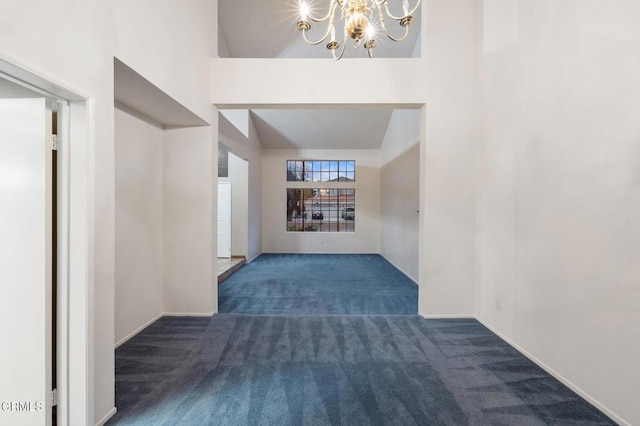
295, 0, 420, 60
299, 2, 310, 19
365, 24, 375, 40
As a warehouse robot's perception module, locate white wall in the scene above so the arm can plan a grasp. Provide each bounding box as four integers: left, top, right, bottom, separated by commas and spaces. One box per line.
478, 1, 640, 424
421, 0, 481, 317
114, 106, 163, 346
163, 126, 216, 315
218, 112, 263, 261
112, 0, 216, 121
211, 59, 428, 107
262, 149, 380, 254
379, 109, 420, 282
0, 1, 217, 422
228, 152, 249, 257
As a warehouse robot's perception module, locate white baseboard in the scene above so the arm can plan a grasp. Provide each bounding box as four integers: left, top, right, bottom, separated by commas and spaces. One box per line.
115, 311, 216, 348
420, 313, 475, 319
114, 312, 164, 348
162, 311, 216, 317
95, 407, 117, 426
475, 316, 628, 426
379, 254, 418, 285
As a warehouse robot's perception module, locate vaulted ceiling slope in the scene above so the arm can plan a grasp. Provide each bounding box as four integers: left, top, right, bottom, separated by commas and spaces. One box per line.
250, 109, 394, 149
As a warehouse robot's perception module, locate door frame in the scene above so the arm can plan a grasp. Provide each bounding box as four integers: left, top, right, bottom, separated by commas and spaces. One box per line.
1, 54, 93, 426
217, 181, 232, 258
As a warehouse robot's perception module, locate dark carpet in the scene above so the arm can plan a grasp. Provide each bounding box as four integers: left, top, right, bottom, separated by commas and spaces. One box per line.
218, 254, 418, 315
108, 315, 614, 425
109, 255, 613, 425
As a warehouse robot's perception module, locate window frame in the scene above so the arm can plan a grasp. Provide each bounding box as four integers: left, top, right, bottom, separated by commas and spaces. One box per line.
286, 159, 356, 183
286, 187, 356, 233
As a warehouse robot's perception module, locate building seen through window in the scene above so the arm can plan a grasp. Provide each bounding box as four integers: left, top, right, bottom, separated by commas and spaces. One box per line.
287, 188, 355, 232
286, 160, 356, 232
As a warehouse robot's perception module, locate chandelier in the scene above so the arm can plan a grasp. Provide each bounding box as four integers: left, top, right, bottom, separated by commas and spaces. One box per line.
296, 0, 421, 60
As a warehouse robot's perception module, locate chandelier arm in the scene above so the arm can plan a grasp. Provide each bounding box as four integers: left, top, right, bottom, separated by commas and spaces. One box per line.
385, 26, 409, 42
331, 31, 348, 60
297, 0, 417, 58
383, 0, 421, 20
379, 7, 410, 42
307, 1, 338, 23
302, 23, 334, 45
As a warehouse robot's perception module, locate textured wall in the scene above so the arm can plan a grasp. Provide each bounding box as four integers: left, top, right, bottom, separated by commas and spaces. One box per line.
379, 109, 420, 282
478, 1, 640, 423
114, 107, 163, 346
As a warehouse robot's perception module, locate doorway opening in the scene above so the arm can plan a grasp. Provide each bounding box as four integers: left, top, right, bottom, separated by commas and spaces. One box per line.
0, 57, 91, 426
217, 142, 249, 282
215, 105, 425, 313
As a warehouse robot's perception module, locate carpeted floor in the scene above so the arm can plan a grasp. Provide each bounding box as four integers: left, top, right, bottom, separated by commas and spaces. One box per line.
218, 254, 418, 315
109, 254, 614, 425
109, 315, 614, 425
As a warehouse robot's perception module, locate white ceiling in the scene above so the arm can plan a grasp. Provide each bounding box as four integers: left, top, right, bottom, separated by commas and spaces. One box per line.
218, 0, 421, 149
251, 109, 394, 149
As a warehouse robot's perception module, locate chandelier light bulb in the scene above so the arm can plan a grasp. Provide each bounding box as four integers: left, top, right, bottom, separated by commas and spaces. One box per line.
365, 25, 375, 40
299, 2, 310, 20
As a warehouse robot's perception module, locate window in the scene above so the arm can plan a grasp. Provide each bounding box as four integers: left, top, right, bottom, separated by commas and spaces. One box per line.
287, 160, 355, 182
218, 143, 228, 177
287, 188, 355, 232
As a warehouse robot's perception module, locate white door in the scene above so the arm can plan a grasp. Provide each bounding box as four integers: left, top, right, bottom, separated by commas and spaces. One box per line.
0, 98, 52, 425
217, 182, 232, 258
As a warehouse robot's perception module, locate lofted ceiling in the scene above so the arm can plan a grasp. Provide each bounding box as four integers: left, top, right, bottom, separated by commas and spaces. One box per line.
250, 109, 394, 149
218, 0, 421, 150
